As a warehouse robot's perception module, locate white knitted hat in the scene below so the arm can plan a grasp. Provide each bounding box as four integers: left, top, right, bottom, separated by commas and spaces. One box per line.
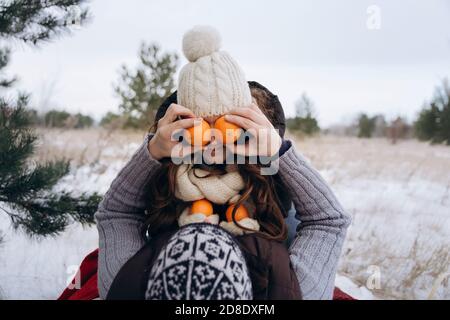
177, 25, 252, 117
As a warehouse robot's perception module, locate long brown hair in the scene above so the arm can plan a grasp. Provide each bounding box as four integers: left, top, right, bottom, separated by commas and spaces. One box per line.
142, 83, 288, 241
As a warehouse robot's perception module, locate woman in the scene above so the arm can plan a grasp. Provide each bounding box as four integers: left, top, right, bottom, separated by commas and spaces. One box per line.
95, 26, 351, 300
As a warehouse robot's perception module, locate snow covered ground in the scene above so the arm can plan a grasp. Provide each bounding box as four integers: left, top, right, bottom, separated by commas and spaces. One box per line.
292, 135, 450, 300
0, 129, 448, 299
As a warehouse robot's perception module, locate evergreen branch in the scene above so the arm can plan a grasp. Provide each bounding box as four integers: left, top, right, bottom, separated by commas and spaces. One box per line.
0, 160, 69, 202
0, 104, 101, 237
0, 0, 91, 44
0, 47, 17, 88
0, 97, 38, 178
0, 0, 96, 238
1, 191, 101, 236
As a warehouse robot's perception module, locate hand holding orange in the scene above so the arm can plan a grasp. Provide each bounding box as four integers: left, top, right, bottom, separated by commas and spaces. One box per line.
185, 115, 243, 146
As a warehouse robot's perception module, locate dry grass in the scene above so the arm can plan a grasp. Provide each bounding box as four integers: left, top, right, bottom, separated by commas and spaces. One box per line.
33, 128, 146, 166
287, 133, 450, 185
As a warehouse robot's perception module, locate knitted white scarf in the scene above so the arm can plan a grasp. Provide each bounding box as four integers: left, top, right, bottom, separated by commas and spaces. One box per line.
174, 164, 260, 235
174, 164, 245, 204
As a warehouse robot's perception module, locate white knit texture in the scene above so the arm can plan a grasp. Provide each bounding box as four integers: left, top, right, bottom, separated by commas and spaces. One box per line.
219, 218, 260, 236
178, 207, 220, 226
174, 164, 245, 204
178, 26, 252, 117
182, 25, 222, 62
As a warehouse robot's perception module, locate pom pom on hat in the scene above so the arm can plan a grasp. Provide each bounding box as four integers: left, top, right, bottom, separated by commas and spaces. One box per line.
178, 25, 252, 116
182, 25, 222, 62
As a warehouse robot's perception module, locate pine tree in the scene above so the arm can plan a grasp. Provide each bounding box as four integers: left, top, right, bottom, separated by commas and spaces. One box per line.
0, 102, 101, 235
414, 79, 450, 145
0, 0, 90, 44
287, 93, 320, 135
114, 42, 178, 129
0, 0, 100, 237
414, 103, 440, 142
357, 113, 376, 138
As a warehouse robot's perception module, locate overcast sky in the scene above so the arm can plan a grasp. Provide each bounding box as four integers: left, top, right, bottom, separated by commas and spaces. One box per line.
6, 0, 450, 126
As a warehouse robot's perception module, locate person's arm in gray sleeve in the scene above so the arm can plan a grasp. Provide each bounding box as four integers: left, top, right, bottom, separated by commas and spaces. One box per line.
95, 134, 162, 299
277, 141, 352, 300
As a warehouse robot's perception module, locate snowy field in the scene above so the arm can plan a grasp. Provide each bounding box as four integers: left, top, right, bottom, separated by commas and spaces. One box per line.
0, 128, 449, 300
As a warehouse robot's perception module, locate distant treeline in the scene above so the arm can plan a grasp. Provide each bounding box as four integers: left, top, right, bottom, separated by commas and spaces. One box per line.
29, 109, 94, 129
324, 114, 413, 144
288, 80, 450, 145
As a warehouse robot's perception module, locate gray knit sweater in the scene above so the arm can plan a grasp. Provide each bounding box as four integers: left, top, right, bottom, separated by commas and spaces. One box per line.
95, 135, 351, 300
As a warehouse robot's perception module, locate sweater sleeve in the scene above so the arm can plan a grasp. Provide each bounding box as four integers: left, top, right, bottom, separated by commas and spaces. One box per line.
95, 134, 162, 299
278, 143, 352, 300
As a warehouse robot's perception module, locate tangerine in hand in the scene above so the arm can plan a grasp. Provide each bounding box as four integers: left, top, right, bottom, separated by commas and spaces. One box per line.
225, 204, 249, 222
214, 115, 242, 144
186, 119, 211, 146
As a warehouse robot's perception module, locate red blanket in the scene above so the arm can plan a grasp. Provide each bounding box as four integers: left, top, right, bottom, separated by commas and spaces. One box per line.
58, 249, 355, 300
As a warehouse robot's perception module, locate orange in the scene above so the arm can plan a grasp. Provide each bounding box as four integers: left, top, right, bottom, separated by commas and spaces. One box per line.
190, 199, 213, 216
214, 116, 242, 144
225, 204, 249, 222
186, 119, 211, 146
